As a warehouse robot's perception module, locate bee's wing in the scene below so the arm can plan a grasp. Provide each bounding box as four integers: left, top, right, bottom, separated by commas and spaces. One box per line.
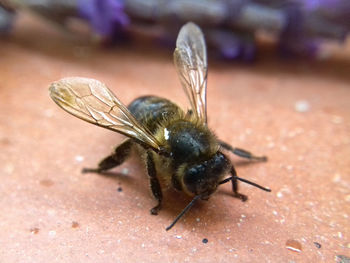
174, 22, 208, 123
49, 77, 161, 151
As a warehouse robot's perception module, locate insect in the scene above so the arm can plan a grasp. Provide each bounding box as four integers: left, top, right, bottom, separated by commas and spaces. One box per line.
49, 22, 270, 231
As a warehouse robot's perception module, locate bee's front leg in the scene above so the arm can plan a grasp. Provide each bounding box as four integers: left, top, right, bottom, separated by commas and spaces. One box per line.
230, 166, 248, 202
82, 139, 133, 173
146, 151, 163, 215
219, 141, 267, 162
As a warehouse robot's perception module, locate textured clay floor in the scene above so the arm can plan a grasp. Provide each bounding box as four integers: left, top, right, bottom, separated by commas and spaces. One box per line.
0, 14, 350, 263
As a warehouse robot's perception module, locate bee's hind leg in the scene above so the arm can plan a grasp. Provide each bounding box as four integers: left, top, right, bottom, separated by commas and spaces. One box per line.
82, 139, 133, 173
146, 151, 163, 215
219, 141, 267, 162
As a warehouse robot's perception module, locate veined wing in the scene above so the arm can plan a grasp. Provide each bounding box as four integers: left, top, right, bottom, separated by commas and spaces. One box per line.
49, 77, 162, 151
174, 22, 208, 124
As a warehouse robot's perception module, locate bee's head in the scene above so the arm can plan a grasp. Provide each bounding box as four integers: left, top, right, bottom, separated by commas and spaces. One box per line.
181, 152, 230, 199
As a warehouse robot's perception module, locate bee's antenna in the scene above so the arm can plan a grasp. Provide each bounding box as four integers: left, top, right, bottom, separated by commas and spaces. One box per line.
236, 176, 271, 192
166, 194, 202, 231
220, 176, 271, 192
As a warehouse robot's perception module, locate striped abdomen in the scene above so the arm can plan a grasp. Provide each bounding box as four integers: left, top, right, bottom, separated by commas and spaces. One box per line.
128, 96, 182, 133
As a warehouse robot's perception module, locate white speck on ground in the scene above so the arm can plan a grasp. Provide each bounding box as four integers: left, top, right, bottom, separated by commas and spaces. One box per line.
331, 115, 343, 124
75, 155, 84, 162
48, 230, 56, 238
294, 100, 310, 113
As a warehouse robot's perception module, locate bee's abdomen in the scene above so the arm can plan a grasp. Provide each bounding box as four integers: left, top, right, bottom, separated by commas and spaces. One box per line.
128, 96, 181, 133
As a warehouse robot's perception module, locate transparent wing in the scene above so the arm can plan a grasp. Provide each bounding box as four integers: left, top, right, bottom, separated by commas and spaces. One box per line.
174, 22, 208, 123
49, 77, 162, 151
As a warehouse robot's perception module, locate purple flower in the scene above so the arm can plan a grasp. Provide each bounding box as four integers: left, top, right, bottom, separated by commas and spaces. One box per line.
300, 0, 350, 29
78, 0, 129, 37
206, 29, 256, 61
301, 0, 347, 11
276, 0, 348, 57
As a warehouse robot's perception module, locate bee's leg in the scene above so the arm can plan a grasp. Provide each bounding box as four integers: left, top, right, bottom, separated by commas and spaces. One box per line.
230, 166, 248, 202
146, 151, 163, 215
82, 139, 133, 173
219, 141, 267, 162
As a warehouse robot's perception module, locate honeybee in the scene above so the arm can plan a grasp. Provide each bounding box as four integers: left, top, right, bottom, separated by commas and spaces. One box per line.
49, 22, 270, 231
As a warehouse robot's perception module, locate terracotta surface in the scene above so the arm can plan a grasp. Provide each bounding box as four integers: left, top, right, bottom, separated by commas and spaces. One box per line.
1, 14, 350, 262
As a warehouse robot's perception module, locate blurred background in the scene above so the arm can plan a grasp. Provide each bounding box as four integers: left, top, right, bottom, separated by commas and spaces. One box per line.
1, 0, 349, 60
1, 1, 349, 262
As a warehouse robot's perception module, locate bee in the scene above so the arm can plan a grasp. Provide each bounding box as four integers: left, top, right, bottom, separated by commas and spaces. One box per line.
49, 22, 270, 231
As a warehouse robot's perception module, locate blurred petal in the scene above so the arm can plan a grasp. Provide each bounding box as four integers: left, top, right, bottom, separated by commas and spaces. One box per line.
78, 0, 129, 37
0, 6, 15, 33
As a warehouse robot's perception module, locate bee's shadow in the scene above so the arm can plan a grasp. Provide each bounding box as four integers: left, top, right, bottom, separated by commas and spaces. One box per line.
82, 157, 268, 231
83, 169, 139, 187
161, 187, 250, 231
90, 171, 130, 179
232, 159, 266, 167
85, 169, 229, 229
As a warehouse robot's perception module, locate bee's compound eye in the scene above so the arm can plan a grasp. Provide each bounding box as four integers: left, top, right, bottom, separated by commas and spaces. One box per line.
183, 165, 204, 195
184, 167, 197, 183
